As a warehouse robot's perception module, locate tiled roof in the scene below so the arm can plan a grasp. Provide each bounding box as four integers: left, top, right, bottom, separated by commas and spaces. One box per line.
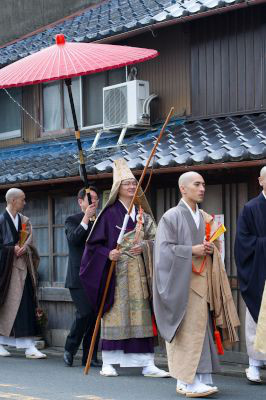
0, 0, 249, 67
0, 113, 265, 185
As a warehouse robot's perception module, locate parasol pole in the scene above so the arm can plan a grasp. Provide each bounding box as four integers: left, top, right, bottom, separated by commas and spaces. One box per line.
65, 78, 91, 204
84, 106, 174, 375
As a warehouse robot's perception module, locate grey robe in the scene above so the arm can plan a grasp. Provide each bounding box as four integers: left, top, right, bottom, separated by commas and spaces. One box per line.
153, 201, 220, 383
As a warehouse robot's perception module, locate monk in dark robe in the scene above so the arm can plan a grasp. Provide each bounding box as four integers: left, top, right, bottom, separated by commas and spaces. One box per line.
80, 158, 169, 378
235, 166, 266, 383
0, 188, 46, 359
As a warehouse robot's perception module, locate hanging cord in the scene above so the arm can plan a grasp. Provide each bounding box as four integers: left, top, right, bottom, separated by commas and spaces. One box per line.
3, 88, 80, 163
4, 88, 44, 131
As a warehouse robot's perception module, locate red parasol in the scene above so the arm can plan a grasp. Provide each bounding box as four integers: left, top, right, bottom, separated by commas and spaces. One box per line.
0, 35, 159, 202
0, 34, 158, 89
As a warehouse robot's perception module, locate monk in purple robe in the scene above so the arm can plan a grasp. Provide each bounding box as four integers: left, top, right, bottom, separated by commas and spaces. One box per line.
80, 158, 169, 378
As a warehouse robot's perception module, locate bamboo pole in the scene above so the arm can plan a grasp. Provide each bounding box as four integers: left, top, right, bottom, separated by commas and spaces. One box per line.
84, 107, 174, 374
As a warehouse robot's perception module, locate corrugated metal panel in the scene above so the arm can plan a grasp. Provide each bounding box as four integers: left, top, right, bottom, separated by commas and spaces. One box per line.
191, 6, 266, 118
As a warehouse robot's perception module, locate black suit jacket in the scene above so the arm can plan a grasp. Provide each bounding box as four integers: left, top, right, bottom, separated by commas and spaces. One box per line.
65, 212, 93, 289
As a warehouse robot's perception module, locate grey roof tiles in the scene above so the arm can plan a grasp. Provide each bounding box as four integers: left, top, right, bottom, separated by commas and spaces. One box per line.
0, 113, 265, 185
0, 0, 247, 66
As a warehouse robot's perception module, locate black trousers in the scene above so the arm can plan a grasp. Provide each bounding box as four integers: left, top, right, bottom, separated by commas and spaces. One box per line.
12, 274, 37, 338
65, 288, 100, 361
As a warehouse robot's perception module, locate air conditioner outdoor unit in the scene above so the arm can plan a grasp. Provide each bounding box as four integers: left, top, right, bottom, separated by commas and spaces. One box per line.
103, 80, 150, 130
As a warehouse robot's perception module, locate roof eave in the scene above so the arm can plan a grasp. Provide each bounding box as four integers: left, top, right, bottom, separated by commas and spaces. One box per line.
0, 158, 264, 190
95, 0, 266, 44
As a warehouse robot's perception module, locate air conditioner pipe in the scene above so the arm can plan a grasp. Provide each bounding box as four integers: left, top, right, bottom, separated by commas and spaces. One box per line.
143, 93, 158, 116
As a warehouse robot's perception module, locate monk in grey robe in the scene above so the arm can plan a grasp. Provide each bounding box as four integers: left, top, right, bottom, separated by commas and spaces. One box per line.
153, 172, 240, 397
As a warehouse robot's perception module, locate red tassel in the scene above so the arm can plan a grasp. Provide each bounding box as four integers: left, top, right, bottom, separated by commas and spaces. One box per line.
152, 314, 158, 337
205, 222, 211, 241
214, 329, 224, 355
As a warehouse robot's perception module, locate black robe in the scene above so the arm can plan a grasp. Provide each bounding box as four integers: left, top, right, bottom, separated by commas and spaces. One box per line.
0, 211, 20, 305
234, 193, 266, 322
0, 211, 37, 337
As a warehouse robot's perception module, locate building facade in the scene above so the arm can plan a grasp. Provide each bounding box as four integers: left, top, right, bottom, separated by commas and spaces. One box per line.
0, 0, 265, 362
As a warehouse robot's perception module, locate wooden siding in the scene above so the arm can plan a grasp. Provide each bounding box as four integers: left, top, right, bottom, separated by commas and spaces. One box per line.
122, 24, 191, 121
0, 136, 23, 148
0, 85, 39, 148
22, 85, 41, 141
191, 6, 266, 118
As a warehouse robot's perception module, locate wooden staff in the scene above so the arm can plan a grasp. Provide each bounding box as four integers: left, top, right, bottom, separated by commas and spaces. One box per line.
84, 107, 174, 374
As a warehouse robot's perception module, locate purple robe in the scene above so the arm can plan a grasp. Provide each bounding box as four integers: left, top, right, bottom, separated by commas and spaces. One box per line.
80, 200, 154, 354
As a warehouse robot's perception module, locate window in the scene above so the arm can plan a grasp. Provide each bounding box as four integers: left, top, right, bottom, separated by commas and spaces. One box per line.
82, 68, 125, 127
24, 197, 49, 283
1, 191, 103, 286
24, 193, 83, 285
42, 78, 81, 132
52, 195, 80, 283
0, 88, 22, 140
42, 69, 125, 133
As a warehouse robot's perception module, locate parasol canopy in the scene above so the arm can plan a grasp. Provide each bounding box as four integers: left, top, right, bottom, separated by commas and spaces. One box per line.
0, 34, 158, 89
0, 34, 159, 207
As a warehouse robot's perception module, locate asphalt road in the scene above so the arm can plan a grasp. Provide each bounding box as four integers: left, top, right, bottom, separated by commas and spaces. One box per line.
0, 352, 265, 400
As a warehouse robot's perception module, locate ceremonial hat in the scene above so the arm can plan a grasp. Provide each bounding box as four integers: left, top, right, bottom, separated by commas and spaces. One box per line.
105, 158, 153, 217
86, 158, 154, 242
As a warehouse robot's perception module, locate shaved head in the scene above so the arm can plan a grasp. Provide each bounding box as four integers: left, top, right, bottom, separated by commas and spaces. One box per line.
178, 171, 205, 207
260, 166, 266, 178
178, 171, 203, 189
259, 166, 266, 193
5, 188, 24, 204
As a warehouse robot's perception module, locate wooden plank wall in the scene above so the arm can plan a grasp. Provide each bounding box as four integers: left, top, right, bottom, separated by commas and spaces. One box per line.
123, 24, 191, 121
22, 85, 41, 142
191, 5, 266, 118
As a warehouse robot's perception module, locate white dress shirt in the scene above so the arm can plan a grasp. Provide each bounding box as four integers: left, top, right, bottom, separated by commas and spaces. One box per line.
80, 221, 88, 230
262, 190, 266, 200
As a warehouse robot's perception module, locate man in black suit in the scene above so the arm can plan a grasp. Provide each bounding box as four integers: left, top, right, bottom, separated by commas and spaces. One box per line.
64, 187, 101, 367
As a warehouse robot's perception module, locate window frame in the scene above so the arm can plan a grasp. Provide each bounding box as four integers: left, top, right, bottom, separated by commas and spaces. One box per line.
40, 80, 79, 137
40, 68, 126, 137
0, 87, 22, 141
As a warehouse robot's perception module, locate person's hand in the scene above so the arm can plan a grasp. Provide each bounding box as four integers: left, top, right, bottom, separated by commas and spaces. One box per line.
14, 245, 20, 257
109, 249, 121, 261
192, 244, 206, 257
129, 244, 142, 256
15, 245, 26, 257
204, 240, 214, 255
82, 204, 96, 224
